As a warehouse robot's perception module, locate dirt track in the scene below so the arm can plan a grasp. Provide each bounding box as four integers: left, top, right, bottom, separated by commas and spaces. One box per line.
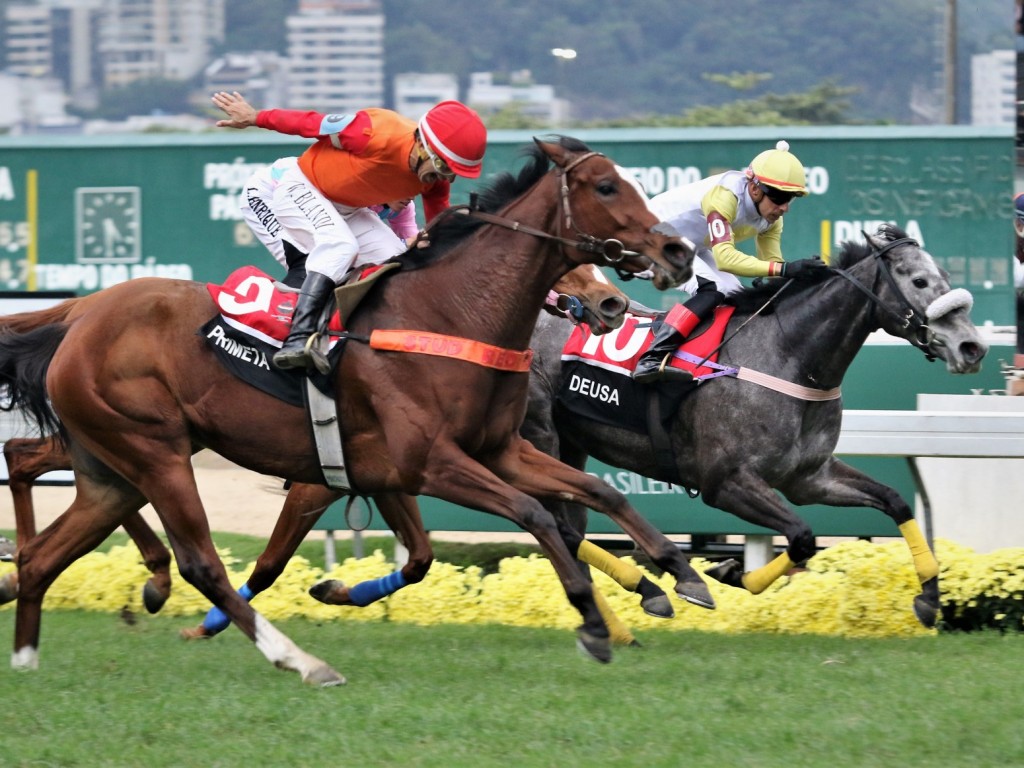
0, 449, 532, 545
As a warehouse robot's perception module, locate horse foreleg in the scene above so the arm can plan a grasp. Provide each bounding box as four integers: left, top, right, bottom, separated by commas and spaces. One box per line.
309, 492, 434, 607
782, 458, 940, 628
418, 449, 611, 663
186, 482, 342, 639
576, 539, 674, 619
697, 469, 813, 595
503, 440, 714, 610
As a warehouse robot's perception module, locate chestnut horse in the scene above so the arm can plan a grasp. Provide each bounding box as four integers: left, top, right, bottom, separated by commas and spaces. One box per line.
0, 137, 697, 685
0, 262, 657, 634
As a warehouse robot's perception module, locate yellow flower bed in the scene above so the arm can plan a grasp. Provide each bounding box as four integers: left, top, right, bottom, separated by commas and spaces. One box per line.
1, 538, 1021, 637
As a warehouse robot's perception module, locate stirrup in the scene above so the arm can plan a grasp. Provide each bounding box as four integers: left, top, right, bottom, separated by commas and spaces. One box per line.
273, 333, 329, 375
633, 355, 693, 384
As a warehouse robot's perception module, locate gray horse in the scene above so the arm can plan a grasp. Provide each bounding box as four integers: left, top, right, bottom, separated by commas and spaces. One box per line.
527, 224, 987, 629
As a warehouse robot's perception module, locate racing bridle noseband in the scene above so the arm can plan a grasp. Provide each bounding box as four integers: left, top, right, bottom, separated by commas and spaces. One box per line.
831, 234, 942, 361
448, 151, 651, 279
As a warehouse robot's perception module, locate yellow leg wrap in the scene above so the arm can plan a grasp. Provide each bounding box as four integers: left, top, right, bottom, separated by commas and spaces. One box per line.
576, 540, 642, 591
899, 519, 939, 583
741, 552, 796, 595
593, 586, 636, 646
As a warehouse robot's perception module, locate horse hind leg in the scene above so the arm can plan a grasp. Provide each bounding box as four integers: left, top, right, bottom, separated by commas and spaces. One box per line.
5, 435, 68, 544
2, 435, 172, 614
185, 482, 344, 639
12, 470, 145, 670
133, 460, 344, 686
120, 512, 172, 614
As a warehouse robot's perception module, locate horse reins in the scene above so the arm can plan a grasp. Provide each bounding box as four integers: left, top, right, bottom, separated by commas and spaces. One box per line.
439, 151, 642, 271
685, 234, 943, 393
831, 234, 939, 360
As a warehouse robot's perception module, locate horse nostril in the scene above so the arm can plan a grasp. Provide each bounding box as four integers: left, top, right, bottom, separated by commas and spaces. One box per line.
663, 241, 693, 267
602, 297, 628, 317
960, 341, 985, 365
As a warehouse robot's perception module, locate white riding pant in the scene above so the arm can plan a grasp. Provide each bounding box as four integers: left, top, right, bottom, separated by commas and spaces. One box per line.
678, 246, 744, 297
242, 156, 298, 270
273, 163, 407, 283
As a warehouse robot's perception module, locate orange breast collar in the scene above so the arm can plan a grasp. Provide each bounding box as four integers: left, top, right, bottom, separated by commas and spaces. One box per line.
369, 330, 533, 372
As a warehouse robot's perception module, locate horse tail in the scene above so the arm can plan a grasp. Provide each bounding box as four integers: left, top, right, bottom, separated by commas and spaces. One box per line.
0, 310, 71, 439
0, 297, 83, 334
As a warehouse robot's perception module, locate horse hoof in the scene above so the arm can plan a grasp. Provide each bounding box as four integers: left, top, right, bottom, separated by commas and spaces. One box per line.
142, 580, 169, 614
704, 558, 744, 589
309, 579, 351, 605
0, 573, 18, 605
576, 629, 612, 664
675, 578, 716, 610
913, 576, 940, 629
640, 594, 675, 619
304, 665, 346, 687
179, 625, 213, 640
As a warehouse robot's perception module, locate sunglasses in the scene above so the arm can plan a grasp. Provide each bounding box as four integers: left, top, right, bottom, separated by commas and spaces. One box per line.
419, 141, 455, 181
756, 181, 796, 206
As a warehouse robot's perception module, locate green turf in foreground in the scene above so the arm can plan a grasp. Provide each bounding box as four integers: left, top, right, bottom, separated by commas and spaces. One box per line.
0, 611, 1021, 768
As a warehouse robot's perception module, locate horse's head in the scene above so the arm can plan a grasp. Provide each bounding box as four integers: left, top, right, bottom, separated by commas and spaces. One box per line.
860, 225, 987, 373
535, 137, 694, 290
545, 263, 629, 334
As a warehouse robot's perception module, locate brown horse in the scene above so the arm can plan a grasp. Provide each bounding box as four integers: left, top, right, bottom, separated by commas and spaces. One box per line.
0, 137, 697, 685
0, 262, 645, 624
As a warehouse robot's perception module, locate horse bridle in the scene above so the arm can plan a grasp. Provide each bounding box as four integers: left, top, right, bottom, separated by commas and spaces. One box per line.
448, 151, 650, 278
831, 234, 940, 360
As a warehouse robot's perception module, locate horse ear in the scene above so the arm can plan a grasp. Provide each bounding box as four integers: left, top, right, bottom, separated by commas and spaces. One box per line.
533, 135, 571, 169
862, 229, 883, 250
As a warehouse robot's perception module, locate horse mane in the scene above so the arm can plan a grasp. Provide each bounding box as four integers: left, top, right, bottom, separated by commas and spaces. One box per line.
393, 136, 593, 271
726, 223, 911, 315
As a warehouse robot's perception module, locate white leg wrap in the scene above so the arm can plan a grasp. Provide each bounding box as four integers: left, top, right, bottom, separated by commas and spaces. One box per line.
12, 646, 39, 670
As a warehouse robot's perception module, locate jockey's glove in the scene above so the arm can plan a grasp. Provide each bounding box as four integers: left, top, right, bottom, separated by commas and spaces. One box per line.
782, 257, 830, 281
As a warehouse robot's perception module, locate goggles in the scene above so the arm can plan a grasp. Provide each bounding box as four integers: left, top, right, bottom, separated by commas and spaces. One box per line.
419, 141, 456, 181
756, 181, 796, 206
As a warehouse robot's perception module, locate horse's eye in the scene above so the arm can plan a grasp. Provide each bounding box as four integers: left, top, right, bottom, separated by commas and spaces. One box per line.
597, 182, 616, 196
912, 278, 928, 289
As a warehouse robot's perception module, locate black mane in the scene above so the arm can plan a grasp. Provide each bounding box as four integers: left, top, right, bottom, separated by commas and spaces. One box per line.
726, 223, 911, 315
394, 136, 592, 270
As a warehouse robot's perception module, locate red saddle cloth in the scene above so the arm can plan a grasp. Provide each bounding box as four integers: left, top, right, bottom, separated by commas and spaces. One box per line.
561, 305, 736, 378
206, 266, 344, 343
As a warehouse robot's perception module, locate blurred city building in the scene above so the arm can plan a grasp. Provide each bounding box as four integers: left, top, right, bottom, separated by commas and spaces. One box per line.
393, 72, 458, 120
970, 49, 1015, 125
284, 0, 384, 112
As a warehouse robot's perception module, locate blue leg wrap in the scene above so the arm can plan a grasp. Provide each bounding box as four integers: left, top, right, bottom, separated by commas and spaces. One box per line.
347, 570, 408, 607
201, 583, 256, 634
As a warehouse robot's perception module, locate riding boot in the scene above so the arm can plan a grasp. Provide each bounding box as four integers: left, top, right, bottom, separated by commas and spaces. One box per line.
633, 281, 724, 384
272, 271, 335, 374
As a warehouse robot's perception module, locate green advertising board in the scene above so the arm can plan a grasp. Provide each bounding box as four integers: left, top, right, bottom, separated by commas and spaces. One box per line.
0, 125, 1013, 322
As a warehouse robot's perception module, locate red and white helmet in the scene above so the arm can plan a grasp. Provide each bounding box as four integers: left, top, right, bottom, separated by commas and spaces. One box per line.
418, 100, 487, 179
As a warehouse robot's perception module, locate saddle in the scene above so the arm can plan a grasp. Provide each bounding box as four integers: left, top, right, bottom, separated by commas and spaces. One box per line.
557, 306, 735, 483
202, 263, 400, 489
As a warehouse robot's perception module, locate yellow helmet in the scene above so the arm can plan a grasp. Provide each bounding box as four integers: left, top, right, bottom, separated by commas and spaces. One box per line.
746, 140, 808, 196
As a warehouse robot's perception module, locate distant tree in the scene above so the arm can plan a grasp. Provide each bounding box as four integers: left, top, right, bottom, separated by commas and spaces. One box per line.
580, 78, 861, 128
220, 0, 297, 56
482, 103, 550, 130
